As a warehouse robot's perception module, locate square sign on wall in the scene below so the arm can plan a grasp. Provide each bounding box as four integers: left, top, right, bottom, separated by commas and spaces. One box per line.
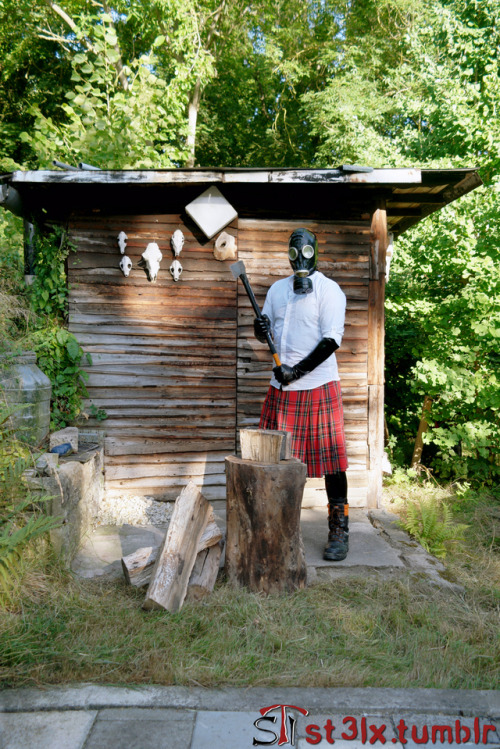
185, 186, 238, 239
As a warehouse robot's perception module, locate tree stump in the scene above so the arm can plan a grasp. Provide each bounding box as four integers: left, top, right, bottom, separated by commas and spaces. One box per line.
225, 455, 307, 594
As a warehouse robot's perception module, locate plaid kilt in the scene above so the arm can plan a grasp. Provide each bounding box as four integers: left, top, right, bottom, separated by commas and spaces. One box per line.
259, 381, 348, 477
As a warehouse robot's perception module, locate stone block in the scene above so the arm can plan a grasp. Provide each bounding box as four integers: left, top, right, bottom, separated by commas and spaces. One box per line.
49, 447, 104, 561
50, 426, 78, 452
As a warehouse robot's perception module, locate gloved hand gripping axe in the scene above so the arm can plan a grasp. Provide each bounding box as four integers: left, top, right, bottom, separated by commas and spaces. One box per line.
230, 260, 281, 368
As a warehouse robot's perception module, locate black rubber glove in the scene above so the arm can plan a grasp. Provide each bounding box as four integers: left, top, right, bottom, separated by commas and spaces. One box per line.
273, 337, 339, 385
253, 314, 272, 343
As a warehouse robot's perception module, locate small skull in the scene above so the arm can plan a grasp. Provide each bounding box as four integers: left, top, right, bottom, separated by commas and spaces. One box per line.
170, 259, 183, 282
171, 229, 184, 257
119, 255, 132, 277
118, 231, 128, 254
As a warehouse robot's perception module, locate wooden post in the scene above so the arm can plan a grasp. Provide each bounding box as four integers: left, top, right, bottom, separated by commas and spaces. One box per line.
225, 455, 307, 594
367, 202, 388, 508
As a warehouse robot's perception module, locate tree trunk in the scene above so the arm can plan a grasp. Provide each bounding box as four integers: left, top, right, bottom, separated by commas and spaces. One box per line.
225, 455, 307, 594
411, 395, 433, 468
186, 78, 202, 168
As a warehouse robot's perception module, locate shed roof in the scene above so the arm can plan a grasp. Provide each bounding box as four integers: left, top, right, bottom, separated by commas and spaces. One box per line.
1, 166, 482, 236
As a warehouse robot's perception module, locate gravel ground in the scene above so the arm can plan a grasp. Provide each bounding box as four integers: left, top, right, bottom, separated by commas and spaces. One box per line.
95, 495, 173, 527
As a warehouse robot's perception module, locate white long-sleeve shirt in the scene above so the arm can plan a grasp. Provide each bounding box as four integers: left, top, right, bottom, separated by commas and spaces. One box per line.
262, 271, 346, 391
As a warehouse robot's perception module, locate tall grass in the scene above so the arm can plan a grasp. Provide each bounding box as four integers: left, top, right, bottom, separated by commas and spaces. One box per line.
1, 485, 499, 690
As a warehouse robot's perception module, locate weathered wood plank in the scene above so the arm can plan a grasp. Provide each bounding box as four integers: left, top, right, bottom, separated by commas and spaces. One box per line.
105, 438, 235, 456
143, 481, 212, 612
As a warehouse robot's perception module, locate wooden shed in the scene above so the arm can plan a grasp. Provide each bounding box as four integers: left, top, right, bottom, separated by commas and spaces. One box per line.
1, 167, 482, 507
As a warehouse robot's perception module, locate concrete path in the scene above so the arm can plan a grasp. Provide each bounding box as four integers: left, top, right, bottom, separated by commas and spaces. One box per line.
72, 504, 458, 590
1, 685, 499, 749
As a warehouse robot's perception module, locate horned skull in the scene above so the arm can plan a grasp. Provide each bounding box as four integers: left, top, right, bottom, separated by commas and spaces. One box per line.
119, 255, 133, 277
140, 242, 162, 282
170, 258, 183, 282
171, 229, 184, 257
118, 231, 128, 254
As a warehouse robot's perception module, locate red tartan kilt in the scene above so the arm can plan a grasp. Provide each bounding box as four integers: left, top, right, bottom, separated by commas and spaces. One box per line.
259, 381, 348, 477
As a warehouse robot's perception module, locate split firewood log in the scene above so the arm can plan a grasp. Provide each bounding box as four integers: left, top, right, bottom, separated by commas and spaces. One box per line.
121, 509, 222, 588
142, 481, 212, 612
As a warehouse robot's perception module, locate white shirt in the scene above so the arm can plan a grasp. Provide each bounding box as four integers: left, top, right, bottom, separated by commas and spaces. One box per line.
262, 271, 346, 391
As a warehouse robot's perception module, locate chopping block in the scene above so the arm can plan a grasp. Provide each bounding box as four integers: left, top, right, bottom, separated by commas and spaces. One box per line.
225, 429, 307, 594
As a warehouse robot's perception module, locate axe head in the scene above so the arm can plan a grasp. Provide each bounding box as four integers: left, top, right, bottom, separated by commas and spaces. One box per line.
230, 260, 246, 280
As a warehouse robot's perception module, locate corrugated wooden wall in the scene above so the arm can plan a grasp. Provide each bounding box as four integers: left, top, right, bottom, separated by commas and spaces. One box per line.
236, 219, 370, 507
67, 214, 370, 506
67, 214, 237, 501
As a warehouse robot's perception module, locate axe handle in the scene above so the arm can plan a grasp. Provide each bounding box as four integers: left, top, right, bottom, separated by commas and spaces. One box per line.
239, 273, 281, 367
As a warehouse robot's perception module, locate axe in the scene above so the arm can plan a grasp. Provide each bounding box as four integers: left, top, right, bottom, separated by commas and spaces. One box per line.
230, 260, 281, 368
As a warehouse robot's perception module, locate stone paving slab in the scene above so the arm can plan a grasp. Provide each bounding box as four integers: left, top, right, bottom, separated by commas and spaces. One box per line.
70, 506, 434, 586
1, 687, 499, 749
0, 709, 97, 749
301, 507, 404, 569
84, 708, 195, 749
71, 523, 167, 579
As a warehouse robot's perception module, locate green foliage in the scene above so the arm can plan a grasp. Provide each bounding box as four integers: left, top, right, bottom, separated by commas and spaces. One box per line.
0, 0, 499, 484
30, 324, 90, 430
386, 186, 500, 485
21, 226, 91, 429
0, 214, 31, 355
400, 495, 467, 558
0, 495, 59, 598
88, 404, 107, 422
0, 403, 60, 602
28, 227, 72, 318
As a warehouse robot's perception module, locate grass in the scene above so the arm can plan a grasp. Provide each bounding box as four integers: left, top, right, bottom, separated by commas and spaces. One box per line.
0, 483, 499, 690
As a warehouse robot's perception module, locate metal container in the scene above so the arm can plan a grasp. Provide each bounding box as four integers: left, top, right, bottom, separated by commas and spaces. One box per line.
0, 351, 52, 445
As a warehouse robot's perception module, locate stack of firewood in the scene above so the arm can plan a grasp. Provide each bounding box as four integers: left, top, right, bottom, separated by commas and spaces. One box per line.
121, 481, 224, 613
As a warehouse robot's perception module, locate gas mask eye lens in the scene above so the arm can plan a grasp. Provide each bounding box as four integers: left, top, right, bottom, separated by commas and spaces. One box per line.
302, 244, 314, 259
288, 246, 298, 261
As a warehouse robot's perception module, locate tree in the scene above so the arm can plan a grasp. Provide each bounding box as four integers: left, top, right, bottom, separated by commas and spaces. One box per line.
381, 0, 500, 483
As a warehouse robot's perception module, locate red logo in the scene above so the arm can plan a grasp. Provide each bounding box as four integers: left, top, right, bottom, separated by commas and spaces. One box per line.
253, 704, 309, 746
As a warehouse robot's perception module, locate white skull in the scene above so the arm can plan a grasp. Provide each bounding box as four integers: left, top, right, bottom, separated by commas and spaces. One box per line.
170, 259, 183, 282
118, 231, 128, 254
171, 229, 184, 257
141, 242, 162, 282
119, 255, 132, 277
214, 231, 237, 261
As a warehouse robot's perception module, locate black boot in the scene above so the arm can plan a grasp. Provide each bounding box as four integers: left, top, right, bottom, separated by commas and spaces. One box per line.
323, 501, 349, 561
323, 472, 349, 562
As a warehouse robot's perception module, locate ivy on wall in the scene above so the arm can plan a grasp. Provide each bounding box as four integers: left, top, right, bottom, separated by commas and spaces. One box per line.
28, 226, 92, 429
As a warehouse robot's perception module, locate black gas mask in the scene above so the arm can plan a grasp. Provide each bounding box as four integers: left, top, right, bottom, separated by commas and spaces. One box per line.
288, 228, 318, 295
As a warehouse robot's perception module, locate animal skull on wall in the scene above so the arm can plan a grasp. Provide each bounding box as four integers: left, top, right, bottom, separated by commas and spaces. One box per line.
171, 229, 184, 256
118, 231, 128, 254
170, 258, 183, 282
214, 231, 237, 261
119, 255, 133, 277
140, 242, 162, 282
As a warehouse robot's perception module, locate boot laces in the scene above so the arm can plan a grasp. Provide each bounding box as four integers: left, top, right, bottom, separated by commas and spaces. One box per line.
328, 505, 346, 542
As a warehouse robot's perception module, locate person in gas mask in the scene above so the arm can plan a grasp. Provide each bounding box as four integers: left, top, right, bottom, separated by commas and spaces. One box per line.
254, 228, 349, 561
